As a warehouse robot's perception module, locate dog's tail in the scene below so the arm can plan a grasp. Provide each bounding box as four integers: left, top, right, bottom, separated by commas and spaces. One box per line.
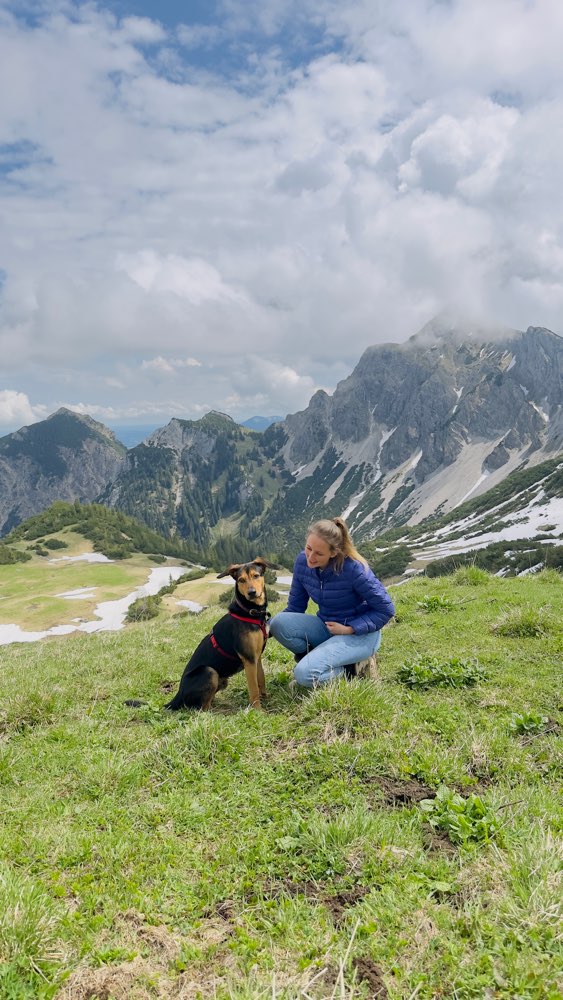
163, 692, 184, 711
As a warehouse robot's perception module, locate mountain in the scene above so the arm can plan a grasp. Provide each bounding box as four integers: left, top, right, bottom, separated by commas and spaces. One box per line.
241, 416, 284, 431
374, 455, 563, 579
0, 409, 126, 535
0, 319, 561, 555
252, 321, 562, 550
99, 410, 285, 552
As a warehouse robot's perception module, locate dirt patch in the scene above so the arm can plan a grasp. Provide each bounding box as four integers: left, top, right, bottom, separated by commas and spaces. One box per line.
207, 898, 236, 922
57, 908, 236, 1000
117, 909, 181, 961
324, 886, 370, 924
374, 777, 436, 806
263, 877, 323, 902
160, 680, 176, 693
195, 901, 236, 946
261, 879, 371, 924
56, 956, 168, 1000
422, 827, 458, 856
352, 957, 389, 998
195, 918, 234, 947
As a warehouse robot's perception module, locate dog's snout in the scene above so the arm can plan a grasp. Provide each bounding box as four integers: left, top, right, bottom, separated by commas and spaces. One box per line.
248, 587, 257, 597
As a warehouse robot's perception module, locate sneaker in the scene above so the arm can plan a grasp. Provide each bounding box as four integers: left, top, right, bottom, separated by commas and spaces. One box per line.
355, 654, 379, 680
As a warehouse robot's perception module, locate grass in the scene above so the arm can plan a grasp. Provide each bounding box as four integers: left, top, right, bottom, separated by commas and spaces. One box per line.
0, 552, 162, 631
0, 572, 561, 998
491, 604, 556, 638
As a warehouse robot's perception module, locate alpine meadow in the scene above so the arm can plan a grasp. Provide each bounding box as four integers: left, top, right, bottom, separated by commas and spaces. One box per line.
0, 541, 561, 998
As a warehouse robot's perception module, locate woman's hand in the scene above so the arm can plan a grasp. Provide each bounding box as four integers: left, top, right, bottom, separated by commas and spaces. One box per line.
325, 621, 354, 635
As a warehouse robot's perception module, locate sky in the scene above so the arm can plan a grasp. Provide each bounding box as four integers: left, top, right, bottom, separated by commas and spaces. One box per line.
1, 0, 562, 435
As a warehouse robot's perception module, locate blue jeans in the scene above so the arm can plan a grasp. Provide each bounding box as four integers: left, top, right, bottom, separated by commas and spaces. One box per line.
269, 612, 382, 688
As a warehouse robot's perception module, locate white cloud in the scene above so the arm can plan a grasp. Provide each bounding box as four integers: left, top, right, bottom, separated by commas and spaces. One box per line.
117, 250, 245, 305
141, 355, 202, 374
0, 0, 562, 430
225, 357, 317, 416
119, 15, 166, 44
0, 390, 47, 427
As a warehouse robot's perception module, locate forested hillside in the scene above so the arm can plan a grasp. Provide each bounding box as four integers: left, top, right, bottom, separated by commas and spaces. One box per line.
5, 501, 199, 562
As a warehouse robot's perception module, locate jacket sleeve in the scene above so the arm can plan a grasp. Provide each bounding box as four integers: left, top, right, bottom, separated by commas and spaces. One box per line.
346, 562, 395, 635
284, 555, 309, 613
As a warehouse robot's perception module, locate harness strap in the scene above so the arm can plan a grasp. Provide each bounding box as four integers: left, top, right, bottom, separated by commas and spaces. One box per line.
210, 631, 239, 662
229, 611, 269, 641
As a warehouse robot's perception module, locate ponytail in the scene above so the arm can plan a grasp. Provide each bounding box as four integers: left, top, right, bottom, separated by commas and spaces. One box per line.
306, 516, 367, 573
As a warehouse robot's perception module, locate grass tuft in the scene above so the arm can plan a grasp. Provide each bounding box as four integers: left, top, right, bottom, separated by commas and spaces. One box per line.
491, 604, 554, 637
535, 567, 562, 585
0, 869, 63, 992
452, 565, 491, 586
0, 691, 56, 735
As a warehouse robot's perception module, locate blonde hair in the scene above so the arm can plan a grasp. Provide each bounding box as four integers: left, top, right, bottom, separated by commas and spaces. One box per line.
306, 516, 367, 573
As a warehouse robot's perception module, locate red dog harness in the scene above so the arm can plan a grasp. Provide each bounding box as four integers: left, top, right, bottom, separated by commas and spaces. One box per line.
210, 631, 239, 661
209, 611, 269, 662
228, 611, 269, 641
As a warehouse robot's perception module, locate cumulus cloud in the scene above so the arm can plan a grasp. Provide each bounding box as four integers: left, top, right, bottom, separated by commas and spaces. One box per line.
141, 355, 202, 374
0, 0, 562, 432
118, 251, 245, 305
224, 357, 317, 416
0, 390, 47, 427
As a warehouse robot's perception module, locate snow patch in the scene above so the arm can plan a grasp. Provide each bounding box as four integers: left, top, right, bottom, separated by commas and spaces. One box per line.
0, 566, 187, 646
57, 587, 97, 600
49, 553, 112, 564
456, 472, 490, 507
176, 599, 205, 613
415, 495, 563, 562
342, 489, 367, 520
529, 401, 549, 422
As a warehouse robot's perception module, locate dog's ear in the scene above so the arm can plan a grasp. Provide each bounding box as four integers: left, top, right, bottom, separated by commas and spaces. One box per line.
217, 564, 241, 580
250, 558, 274, 575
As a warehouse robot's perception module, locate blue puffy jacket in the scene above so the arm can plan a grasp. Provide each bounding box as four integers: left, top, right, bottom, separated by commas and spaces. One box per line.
285, 551, 395, 635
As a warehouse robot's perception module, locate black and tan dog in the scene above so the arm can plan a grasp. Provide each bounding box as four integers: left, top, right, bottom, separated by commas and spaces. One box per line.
164, 559, 271, 712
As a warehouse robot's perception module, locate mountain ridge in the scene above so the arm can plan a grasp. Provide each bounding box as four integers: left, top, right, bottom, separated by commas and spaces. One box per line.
0, 318, 561, 553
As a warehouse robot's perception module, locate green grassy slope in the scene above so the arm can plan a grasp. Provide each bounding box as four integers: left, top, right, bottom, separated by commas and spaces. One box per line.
0, 572, 561, 999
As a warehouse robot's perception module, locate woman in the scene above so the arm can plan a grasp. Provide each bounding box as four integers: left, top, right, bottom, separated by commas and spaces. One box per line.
269, 517, 395, 688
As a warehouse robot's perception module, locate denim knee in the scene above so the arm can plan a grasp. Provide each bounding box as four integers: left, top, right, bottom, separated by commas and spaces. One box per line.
268, 613, 286, 641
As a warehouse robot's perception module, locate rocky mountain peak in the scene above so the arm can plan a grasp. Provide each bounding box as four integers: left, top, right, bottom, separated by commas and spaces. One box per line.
0, 409, 127, 535
270, 316, 562, 540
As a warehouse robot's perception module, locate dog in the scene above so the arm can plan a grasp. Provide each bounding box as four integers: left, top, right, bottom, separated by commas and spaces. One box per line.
164, 559, 271, 712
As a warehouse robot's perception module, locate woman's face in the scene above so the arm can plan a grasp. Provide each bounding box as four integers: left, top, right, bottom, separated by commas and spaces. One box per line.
304, 533, 333, 569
